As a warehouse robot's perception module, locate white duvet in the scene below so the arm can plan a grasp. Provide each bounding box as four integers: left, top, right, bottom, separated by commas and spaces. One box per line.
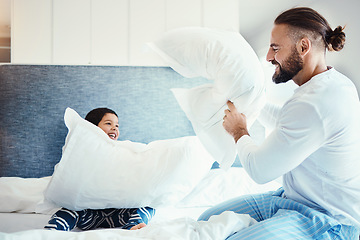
0, 168, 281, 215
0, 211, 257, 240
0, 168, 281, 239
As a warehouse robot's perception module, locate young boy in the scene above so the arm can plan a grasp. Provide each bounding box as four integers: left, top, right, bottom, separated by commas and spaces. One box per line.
45, 107, 155, 231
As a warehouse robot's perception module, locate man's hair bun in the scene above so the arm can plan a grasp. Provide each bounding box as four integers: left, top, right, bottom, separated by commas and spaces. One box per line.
326, 26, 346, 51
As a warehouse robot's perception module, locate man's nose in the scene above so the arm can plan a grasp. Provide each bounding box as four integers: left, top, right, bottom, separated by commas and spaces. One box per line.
266, 49, 274, 62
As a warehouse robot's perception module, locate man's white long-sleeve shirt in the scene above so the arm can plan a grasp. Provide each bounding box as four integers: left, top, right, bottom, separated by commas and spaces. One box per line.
236, 68, 360, 227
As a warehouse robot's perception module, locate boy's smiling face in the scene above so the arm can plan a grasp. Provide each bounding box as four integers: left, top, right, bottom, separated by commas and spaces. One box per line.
97, 113, 119, 140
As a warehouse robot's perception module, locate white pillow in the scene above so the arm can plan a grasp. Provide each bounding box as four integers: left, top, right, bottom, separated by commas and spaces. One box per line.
44, 108, 214, 210
149, 27, 266, 169
0, 176, 51, 213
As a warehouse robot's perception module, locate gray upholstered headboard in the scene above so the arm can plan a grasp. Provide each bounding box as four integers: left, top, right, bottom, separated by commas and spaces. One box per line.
0, 64, 208, 178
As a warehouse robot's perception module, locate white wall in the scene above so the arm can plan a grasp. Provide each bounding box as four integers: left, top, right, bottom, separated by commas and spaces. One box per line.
10, 0, 239, 65
6, 0, 360, 96
11, 0, 52, 64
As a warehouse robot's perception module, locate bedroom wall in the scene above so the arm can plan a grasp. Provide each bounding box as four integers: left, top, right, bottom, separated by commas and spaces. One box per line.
4, 0, 360, 97
10, 0, 239, 65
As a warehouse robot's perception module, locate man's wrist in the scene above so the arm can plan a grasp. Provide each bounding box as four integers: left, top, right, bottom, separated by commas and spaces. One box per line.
234, 128, 249, 143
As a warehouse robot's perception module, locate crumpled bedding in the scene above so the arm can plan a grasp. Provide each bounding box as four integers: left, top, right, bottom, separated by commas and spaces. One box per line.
0, 168, 281, 214
0, 163, 280, 238
0, 211, 257, 240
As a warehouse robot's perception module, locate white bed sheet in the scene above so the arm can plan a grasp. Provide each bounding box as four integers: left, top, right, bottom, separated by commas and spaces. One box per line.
0, 210, 257, 240
0, 168, 281, 239
0, 206, 208, 234
0, 213, 50, 233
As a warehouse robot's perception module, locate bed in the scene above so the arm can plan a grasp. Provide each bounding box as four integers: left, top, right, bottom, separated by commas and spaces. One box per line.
0, 27, 281, 239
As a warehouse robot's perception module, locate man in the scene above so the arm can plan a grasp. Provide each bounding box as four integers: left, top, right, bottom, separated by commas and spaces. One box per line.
198, 7, 360, 239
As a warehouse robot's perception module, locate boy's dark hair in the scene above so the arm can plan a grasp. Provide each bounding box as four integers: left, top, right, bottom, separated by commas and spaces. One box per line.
85, 107, 118, 126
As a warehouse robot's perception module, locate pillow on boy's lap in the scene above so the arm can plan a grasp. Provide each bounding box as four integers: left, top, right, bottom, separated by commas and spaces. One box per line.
149, 27, 266, 169
44, 108, 214, 210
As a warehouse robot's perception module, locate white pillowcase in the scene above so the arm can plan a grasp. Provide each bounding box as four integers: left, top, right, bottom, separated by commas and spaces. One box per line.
149, 27, 266, 169
44, 108, 214, 210
0, 176, 52, 213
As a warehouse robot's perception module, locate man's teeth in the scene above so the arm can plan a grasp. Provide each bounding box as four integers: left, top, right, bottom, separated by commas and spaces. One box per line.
109, 133, 116, 138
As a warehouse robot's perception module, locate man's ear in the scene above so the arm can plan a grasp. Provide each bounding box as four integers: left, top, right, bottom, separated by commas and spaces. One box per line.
298, 38, 311, 56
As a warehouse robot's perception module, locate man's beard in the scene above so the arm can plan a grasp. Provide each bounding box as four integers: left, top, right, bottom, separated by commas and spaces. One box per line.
272, 48, 303, 84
